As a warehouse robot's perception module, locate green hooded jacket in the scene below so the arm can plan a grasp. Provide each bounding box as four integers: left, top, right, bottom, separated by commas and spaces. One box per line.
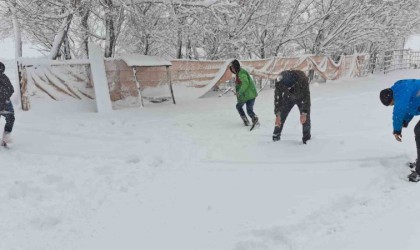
235, 68, 258, 103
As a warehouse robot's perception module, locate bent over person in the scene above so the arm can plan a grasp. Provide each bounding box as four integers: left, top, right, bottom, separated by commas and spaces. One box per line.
273, 70, 311, 144
380, 79, 420, 182
0, 62, 15, 147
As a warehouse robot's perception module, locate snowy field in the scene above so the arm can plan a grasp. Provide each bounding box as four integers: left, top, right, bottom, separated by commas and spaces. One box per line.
2, 69, 420, 250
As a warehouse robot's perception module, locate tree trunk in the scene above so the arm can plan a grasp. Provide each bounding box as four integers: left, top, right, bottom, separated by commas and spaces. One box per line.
176, 30, 183, 59
186, 38, 192, 59
81, 7, 90, 58
104, 0, 116, 58
63, 34, 71, 60
308, 27, 325, 82
260, 29, 267, 59
144, 34, 150, 55
49, 12, 74, 60
7, 0, 22, 58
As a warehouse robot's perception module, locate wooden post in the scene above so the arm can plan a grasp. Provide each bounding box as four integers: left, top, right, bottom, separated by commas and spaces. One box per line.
17, 62, 24, 109
132, 67, 144, 107
18, 65, 30, 111
167, 66, 176, 104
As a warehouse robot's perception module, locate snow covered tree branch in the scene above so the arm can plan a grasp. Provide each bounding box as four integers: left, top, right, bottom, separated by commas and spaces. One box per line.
2, 0, 419, 60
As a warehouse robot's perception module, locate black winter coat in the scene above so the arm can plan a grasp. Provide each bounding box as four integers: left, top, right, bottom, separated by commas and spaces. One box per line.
274, 70, 311, 115
0, 73, 14, 111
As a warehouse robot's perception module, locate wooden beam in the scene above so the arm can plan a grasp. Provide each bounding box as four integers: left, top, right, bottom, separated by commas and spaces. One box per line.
167, 66, 176, 104
132, 67, 144, 107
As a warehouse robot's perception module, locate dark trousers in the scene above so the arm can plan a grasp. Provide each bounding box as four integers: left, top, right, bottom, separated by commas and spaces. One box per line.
414, 120, 420, 173
276, 98, 311, 139
0, 101, 15, 133
236, 98, 256, 119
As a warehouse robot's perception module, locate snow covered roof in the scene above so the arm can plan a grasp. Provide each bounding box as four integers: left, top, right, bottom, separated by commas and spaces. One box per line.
121, 54, 172, 67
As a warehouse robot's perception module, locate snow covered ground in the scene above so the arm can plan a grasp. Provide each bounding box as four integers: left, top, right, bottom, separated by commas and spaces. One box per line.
1, 69, 420, 250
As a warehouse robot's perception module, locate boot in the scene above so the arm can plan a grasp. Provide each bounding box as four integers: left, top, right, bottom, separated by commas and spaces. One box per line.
302, 134, 311, 144
2, 131, 11, 146
241, 116, 250, 126
252, 116, 259, 126
408, 172, 420, 182
273, 126, 281, 142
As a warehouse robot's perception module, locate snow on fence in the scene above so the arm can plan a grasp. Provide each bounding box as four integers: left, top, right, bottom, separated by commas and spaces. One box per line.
366, 49, 420, 74
18, 57, 178, 111
17, 53, 368, 111
411, 51, 420, 69
18, 59, 93, 110
384, 50, 411, 73
241, 54, 366, 81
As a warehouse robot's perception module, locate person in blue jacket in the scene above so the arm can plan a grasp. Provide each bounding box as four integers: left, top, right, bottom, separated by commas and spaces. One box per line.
380, 79, 420, 182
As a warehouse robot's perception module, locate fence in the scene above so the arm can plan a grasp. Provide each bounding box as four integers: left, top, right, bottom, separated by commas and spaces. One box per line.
18, 53, 368, 110
17, 59, 93, 111
411, 51, 420, 69
366, 49, 420, 74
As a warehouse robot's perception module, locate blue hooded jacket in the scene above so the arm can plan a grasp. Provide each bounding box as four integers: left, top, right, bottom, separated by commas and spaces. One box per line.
391, 79, 420, 134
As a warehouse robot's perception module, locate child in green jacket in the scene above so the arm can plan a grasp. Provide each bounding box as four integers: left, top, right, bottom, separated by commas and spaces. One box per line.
229, 60, 259, 127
